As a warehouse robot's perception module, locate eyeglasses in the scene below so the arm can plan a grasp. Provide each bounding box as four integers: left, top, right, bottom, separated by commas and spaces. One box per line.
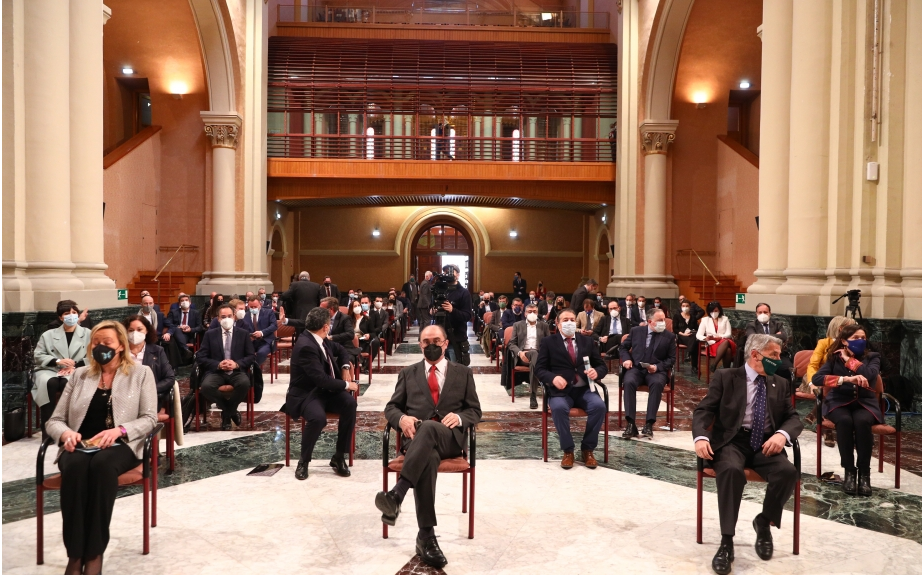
421, 339, 445, 347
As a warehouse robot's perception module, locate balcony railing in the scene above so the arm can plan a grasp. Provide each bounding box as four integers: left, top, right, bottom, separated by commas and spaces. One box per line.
277, 3, 610, 29
267, 134, 614, 163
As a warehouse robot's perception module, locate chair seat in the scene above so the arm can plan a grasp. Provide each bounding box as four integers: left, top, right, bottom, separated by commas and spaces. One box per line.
42, 464, 144, 490
545, 408, 589, 417
703, 467, 766, 483
821, 419, 895, 436
387, 455, 470, 473
157, 412, 171, 423
217, 385, 235, 392
794, 392, 815, 400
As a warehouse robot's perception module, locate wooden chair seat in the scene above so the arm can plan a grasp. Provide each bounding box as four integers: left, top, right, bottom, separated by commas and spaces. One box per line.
822, 418, 897, 436
541, 382, 610, 463
387, 455, 471, 473
702, 467, 766, 483
42, 465, 145, 490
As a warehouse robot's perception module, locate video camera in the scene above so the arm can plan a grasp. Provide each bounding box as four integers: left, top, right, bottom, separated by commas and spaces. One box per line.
832, 289, 862, 319
431, 268, 456, 310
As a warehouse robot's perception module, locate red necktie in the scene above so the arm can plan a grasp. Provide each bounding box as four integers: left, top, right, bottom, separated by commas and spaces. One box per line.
182, 312, 187, 326
566, 337, 576, 365
428, 365, 440, 406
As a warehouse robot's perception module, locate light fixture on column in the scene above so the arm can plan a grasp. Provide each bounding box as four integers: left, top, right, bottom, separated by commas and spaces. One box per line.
739, 80, 751, 89
509, 229, 518, 238
693, 91, 708, 109
275, 211, 281, 220
169, 81, 188, 100
602, 213, 607, 224
122, 66, 134, 75
372, 228, 381, 238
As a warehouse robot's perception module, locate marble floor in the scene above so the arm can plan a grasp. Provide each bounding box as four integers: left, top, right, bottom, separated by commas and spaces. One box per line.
3, 324, 921, 574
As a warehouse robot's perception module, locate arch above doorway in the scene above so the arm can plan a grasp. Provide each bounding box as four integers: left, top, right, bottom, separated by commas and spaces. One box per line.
397, 208, 487, 290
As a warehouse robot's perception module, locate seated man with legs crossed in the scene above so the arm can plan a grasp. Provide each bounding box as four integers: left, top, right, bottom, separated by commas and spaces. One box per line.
246, 296, 278, 403
284, 307, 358, 480
693, 333, 801, 575
195, 304, 255, 431
507, 302, 550, 409
535, 309, 608, 469
375, 324, 482, 569
619, 308, 676, 439
599, 299, 630, 359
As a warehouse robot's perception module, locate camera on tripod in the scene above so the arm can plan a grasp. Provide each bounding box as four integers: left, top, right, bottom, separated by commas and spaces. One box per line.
832, 289, 862, 319
430, 270, 456, 310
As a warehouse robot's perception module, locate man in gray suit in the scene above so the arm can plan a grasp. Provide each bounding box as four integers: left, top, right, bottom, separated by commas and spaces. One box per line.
507, 302, 551, 409
375, 324, 482, 569
417, 270, 433, 328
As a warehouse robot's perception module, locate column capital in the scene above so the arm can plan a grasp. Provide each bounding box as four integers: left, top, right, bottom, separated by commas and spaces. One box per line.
201, 112, 242, 149
639, 120, 678, 154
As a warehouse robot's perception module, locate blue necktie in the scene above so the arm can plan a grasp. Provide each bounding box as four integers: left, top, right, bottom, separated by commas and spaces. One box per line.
750, 375, 767, 451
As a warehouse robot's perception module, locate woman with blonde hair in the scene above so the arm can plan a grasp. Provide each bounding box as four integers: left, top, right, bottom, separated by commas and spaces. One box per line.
46, 320, 158, 574
801, 315, 852, 447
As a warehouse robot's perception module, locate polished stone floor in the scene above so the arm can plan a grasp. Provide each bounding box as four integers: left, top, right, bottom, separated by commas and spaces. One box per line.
3, 324, 921, 574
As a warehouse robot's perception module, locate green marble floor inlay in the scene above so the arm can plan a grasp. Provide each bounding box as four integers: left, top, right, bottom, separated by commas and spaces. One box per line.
4, 430, 920, 544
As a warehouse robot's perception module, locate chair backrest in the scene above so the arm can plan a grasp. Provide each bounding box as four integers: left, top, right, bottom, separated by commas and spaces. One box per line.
664, 317, 673, 333
483, 311, 493, 324
793, 350, 813, 378
339, 306, 348, 315
874, 375, 884, 395
276, 325, 295, 339
503, 326, 514, 344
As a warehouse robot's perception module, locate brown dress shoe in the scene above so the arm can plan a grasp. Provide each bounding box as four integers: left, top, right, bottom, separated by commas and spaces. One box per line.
560, 451, 574, 469
582, 450, 598, 469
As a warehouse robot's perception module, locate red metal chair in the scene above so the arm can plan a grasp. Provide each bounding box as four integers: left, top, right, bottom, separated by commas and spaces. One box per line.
815, 376, 901, 488
791, 350, 816, 407
696, 439, 801, 554
36, 423, 164, 564
617, 366, 676, 431
271, 325, 296, 382
193, 363, 256, 431
156, 382, 180, 473
284, 385, 358, 467
382, 423, 476, 539
697, 340, 713, 382
504, 327, 531, 402
541, 381, 610, 463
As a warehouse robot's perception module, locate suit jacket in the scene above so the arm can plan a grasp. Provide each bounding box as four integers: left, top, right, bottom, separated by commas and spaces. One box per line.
384, 360, 482, 448
599, 313, 630, 341
417, 280, 432, 308
513, 277, 528, 300
619, 326, 677, 373
500, 309, 524, 330
281, 280, 322, 322
328, 312, 355, 348
812, 352, 883, 422
320, 283, 340, 302
693, 366, 803, 451
141, 343, 175, 396
369, 309, 389, 335
535, 333, 608, 397
285, 332, 351, 413
138, 309, 167, 336
508, 320, 551, 357
195, 326, 255, 377
165, 308, 203, 339
744, 319, 788, 344
208, 315, 255, 333
625, 302, 642, 325
32, 325, 92, 406
402, 281, 419, 304
247, 308, 278, 349
538, 300, 551, 319
575, 310, 605, 334
570, 285, 592, 313
46, 363, 158, 460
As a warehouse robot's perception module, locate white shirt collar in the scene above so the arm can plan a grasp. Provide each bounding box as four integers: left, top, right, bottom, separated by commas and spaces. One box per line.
310, 331, 327, 348
744, 361, 760, 383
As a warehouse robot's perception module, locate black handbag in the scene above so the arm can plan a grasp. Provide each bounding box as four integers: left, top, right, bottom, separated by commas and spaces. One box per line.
4, 407, 25, 442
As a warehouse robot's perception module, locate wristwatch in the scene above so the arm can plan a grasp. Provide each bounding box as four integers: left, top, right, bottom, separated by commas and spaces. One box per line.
119, 425, 128, 439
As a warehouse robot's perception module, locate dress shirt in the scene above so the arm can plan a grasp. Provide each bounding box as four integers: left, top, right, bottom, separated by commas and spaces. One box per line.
310, 331, 351, 376
609, 315, 622, 336
525, 322, 538, 350
130, 345, 146, 365
559, 333, 592, 390
646, 325, 655, 347
424, 357, 448, 393
639, 307, 647, 322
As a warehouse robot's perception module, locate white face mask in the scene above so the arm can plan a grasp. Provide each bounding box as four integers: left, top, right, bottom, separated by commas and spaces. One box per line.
559, 321, 577, 337
638, 301, 646, 308
353, 306, 362, 315
374, 302, 382, 309
711, 311, 720, 319
128, 330, 146, 345
526, 312, 538, 323
235, 309, 246, 320
757, 313, 770, 324
681, 306, 690, 313
219, 317, 235, 331
610, 310, 619, 318
180, 301, 190, 310
653, 321, 666, 333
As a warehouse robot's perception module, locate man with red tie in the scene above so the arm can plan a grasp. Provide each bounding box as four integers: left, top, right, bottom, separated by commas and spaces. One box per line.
376, 324, 482, 569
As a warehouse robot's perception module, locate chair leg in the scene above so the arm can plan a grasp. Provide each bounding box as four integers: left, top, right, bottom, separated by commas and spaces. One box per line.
167, 418, 175, 474
617, 385, 623, 425
895, 433, 901, 489
382, 467, 389, 539
542, 410, 548, 462
195, 390, 200, 433
152, 451, 158, 528
36, 486, 44, 565
285, 413, 291, 467
142, 479, 150, 555
696, 470, 703, 544
468, 468, 475, 539
793, 474, 800, 555
878, 434, 884, 473
816, 425, 823, 478
27, 393, 33, 438
604, 410, 609, 463
349, 422, 355, 467
249, 388, 255, 430
462, 471, 468, 513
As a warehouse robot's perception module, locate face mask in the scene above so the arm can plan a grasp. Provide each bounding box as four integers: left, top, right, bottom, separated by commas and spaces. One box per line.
638, 301, 646, 308
711, 311, 720, 319
423, 343, 443, 362
526, 312, 538, 323
219, 317, 235, 331
626, 300, 634, 307
529, 295, 536, 301
499, 303, 507, 310
128, 331, 146, 345
756, 313, 770, 324
653, 321, 666, 333
556, 303, 563, 309
180, 301, 191, 310
373, 302, 381, 310
559, 321, 577, 337
63, 313, 79, 327
513, 306, 522, 314
654, 302, 661, 308
846, 339, 867, 357
273, 297, 278, 303
141, 305, 152, 313
610, 310, 619, 318
681, 307, 690, 313
597, 296, 602, 301
235, 309, 246, 320
759, 354, 782, 376
249, 307, 260, 316
92, 344, 117, 365
348, 293, 355, 299
353, 306, 362, 315
324, 282, 331, 286
410, 278, 415, 283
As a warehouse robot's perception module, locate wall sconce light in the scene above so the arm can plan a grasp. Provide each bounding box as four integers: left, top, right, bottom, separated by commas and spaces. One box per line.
602, 213, 607, 224
275, 211, 281, 220
509, 230, 518, 238
122, 66, 134, 75
693, 91, 708, 109
372, 228, 381, 238
168, 81, 188, 99
739, 80, 751, 89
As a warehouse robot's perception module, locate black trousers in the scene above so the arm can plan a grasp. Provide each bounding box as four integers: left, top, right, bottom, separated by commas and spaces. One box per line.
296, 390, 357, 463
828, 401, 877, 470
200, 371, 251, 416
58, 444, 140, 559
622, 366, 669, 424
400, 420, 463, 529
40, 377, 69, 435
600, 333, 622, 357
676, 333, 699, 367
710, 430, 799, 536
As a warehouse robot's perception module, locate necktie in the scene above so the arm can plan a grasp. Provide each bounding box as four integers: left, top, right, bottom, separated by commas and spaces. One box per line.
182, 312, 188, 326
750, 375, 767, 451
223, 331, 233, 374
611, 317, 617, 335
763, 323, 770, 334
321, 341, 336, 376
428, 365, 440, 405
587, 314, 593, 330
327, 286, 331, 297
566, 337, 576, 365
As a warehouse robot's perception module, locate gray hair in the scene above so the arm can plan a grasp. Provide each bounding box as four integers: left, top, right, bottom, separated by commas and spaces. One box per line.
647, 308, 665, 320
305, 306, 330, 332
298, 271, 310, 281
744, 333, 783, 356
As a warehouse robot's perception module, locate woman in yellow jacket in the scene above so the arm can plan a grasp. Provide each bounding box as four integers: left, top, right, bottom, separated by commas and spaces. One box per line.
801, 315, 851, 447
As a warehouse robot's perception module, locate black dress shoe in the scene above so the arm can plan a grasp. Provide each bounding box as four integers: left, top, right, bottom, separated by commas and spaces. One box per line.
230, 411, 242, 427
843, 467, 858, 494
295, 461, 309, 480
375, 490, 401, 525
711, 542, 734, 575
529, 395, 538, 410
641, 423, 654, 439
858, 470, 872, 496
621, 422, 639, 439
416, 535, 448, 569
753, 517, 773, 560
221, 415, 232, 431
329, 454, 351, 477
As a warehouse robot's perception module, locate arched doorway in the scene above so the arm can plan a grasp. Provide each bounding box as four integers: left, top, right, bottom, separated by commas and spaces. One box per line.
410, 219, 475, 289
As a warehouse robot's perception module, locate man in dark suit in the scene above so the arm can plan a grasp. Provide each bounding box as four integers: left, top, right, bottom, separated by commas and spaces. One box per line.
375, 324, 482, 569
138, 295, 167, 340
538, 291, 554, 320
246, 296, 278, 403
281, 271, 322, 323
508, 302, 551, 409
500, 297, 525, 331
624, 293, 643, 326
196, 304, 255, 430
743, 303, 793, 383
512, 271, 528, 302
535, 308, 608, 469
402, 275, 419, 326
284, 307, 358, 480
598, 300, 630, 358
693, 333, 802, 575
570, 278, 600, 314
619, 309, 676, 439
163, 293, 202, 367
320, 276, 340, 302
417, 271, 432, 328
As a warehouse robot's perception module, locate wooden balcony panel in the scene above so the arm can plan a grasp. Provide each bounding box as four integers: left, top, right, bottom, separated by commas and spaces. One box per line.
276, 23, 611, 43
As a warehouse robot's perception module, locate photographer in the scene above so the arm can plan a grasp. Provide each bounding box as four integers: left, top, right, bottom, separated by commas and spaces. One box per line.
432, 264, 473, 366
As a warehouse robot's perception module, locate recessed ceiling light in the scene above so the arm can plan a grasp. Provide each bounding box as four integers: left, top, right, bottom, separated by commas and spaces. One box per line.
122, 67, 134, 75
739, 80, 751, 89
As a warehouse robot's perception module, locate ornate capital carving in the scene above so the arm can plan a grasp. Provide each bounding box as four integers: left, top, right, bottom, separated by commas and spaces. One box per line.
200, 112, 242, 149
639, 120, 679, 155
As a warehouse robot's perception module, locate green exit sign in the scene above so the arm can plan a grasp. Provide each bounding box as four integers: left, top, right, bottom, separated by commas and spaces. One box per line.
735, 293, 746, 304
117, 289, 128, 300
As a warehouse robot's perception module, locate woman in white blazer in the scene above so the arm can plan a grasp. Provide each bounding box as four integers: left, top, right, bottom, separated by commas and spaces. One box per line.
33, 300, 92, 435
695, 301, 736, 372
46, 320, 158, 575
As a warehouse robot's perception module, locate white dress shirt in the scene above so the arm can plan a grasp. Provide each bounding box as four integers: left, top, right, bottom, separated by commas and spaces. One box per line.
424, 357, 448, 393
525, 322, 538, 350
130, 345, 146, 365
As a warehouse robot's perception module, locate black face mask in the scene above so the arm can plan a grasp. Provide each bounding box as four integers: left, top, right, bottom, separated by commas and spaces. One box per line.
423, 344, 443, 362
92, 344, 117, 366
324, 282, 331, 286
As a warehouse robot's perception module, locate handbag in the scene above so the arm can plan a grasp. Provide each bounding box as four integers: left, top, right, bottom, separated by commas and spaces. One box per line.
4, 407, 25, 442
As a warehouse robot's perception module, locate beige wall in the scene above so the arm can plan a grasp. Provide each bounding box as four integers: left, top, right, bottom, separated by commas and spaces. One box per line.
715, 138, 758, 287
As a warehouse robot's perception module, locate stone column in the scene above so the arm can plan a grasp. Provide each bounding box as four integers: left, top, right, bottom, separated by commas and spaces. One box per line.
527, 116, 537, 160
404, 115, 413, 159
482, 115, 493, 160
745, 0, 793, 301
562, 117, 572, 161
473, 116, 482, 159
348, 113, 358, 157
384, 115, 392, 158
572, 116, 582, 161
393, 114, 403, 159
196, 113, 242, 294
494, 116, 502, 159
314, 113, 324, 157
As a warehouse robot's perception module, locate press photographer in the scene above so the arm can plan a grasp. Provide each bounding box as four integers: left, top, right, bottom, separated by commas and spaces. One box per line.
431, 264, 473, 366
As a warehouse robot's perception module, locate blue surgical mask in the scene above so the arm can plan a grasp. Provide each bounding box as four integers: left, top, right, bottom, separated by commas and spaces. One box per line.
361, 303, 370, 312
63, 313, 79, 327
249, 307, 260, 316
846, 339, 867, 357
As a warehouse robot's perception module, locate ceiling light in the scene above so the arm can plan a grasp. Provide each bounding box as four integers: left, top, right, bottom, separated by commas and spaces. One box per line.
739, 80, 751, 89
122, 67, 134, 75
509, 230, 518, 238
372, 228, 381, 238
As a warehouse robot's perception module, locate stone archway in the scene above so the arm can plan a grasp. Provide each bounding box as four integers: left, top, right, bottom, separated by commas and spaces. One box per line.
409, 217, 477, 291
